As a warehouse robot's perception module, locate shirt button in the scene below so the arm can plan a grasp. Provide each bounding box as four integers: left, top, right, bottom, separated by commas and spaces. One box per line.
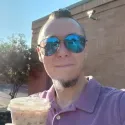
56, 115, 61, 120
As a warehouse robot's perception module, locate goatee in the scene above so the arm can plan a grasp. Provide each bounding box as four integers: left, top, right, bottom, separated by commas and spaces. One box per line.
56, 78, 78, 88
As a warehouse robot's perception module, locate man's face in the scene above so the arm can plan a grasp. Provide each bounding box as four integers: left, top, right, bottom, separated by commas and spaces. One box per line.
38, 18, 86, 83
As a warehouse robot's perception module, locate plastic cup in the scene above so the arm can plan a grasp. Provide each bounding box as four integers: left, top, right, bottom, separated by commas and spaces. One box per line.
7, 97, 51, 125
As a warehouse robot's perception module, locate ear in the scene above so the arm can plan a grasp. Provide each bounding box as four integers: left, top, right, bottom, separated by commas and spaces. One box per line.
36, 47, 43, 63
84, 43, 88, 60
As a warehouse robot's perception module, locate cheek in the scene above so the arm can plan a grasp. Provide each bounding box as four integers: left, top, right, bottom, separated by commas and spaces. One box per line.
42, 57, 53, 73
75, 53, 85, 67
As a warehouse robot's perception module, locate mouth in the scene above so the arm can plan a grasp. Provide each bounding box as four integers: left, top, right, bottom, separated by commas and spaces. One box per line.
55, 64, 74, 68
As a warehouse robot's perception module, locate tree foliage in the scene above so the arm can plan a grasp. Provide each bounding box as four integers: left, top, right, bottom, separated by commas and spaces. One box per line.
0, 34, 40, 98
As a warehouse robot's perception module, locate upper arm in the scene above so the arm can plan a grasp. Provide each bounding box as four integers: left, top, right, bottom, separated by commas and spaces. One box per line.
119, 92, 125, 125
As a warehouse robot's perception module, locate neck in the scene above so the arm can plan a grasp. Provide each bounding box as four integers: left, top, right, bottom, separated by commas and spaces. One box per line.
52, 73, 87, 109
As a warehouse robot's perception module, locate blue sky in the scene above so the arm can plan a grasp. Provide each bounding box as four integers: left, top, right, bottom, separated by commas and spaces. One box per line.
0, 0, 81, 46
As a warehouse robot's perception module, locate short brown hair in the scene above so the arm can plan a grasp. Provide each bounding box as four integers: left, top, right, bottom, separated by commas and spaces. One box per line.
48, 9, 86, 38
49, 9, 72, 19
38, 9, 87, 45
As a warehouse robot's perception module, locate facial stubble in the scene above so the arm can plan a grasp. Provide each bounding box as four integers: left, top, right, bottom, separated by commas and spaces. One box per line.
53, 62, 84, 88
59, 78, 78, 88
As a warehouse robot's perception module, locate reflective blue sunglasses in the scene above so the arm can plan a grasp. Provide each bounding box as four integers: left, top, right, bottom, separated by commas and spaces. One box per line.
37, 33, 87, 56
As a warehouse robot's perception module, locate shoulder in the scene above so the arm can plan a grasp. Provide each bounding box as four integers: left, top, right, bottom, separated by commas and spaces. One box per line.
100, 85, 125, 99
100, 86, 125, 104
100, 86, 125, 124
29, 90, 48, 99
119, 91, 125, 125
29, 85, 55, 101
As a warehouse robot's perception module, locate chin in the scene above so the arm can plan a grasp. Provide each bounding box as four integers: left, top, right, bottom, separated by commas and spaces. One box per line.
51, 74, 77, 82
52, 76, 79, 88
47, 69, 81, 81
51, 76, 69, 82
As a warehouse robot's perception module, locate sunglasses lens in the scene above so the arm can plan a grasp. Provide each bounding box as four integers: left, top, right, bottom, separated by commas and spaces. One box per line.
64, 34, 86, 53
43, 37, 59, 56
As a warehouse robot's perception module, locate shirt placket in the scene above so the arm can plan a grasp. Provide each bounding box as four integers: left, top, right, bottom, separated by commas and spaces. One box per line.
52, 113, 61, 125
52, 103, 76, 125
51, 101, 62, 125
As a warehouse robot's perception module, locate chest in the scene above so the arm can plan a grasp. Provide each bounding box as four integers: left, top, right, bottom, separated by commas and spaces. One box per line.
46, 108, 119, 125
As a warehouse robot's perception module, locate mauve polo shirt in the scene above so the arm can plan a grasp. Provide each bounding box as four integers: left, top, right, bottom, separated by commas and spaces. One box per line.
31, 78, 125, 125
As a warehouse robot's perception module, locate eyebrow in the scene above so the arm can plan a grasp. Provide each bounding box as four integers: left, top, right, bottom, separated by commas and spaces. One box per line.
42, 32, 82, 39
38, 33, 87, 44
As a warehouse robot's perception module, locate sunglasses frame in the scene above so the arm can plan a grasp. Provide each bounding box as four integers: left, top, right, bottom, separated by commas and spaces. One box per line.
37, 33, 87, 56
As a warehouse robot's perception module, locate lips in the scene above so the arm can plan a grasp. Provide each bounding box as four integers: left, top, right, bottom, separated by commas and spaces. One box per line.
55, 64, 74, 68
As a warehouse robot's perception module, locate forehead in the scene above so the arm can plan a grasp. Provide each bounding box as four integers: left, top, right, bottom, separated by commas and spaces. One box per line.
38, 18, 83, 41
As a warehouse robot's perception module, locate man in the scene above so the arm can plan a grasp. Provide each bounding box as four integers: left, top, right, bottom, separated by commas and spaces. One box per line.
34, 9, 125, 125
8, 9, 125, 125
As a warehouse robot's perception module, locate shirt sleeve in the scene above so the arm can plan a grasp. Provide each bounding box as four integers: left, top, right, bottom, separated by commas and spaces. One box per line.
119, 92, 125, 125
29, 90, 47, 98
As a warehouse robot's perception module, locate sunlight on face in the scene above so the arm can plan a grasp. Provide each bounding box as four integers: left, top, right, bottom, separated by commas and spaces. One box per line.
38, 18, 86, 83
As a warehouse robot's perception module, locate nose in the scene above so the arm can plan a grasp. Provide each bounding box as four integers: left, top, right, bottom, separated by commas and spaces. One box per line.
56, 41, 70, 58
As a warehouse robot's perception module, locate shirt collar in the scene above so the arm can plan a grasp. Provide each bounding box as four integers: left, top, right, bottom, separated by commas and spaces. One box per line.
46, 85, 55, 102
45, 78, 101, 113
74, 78, 101, 113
